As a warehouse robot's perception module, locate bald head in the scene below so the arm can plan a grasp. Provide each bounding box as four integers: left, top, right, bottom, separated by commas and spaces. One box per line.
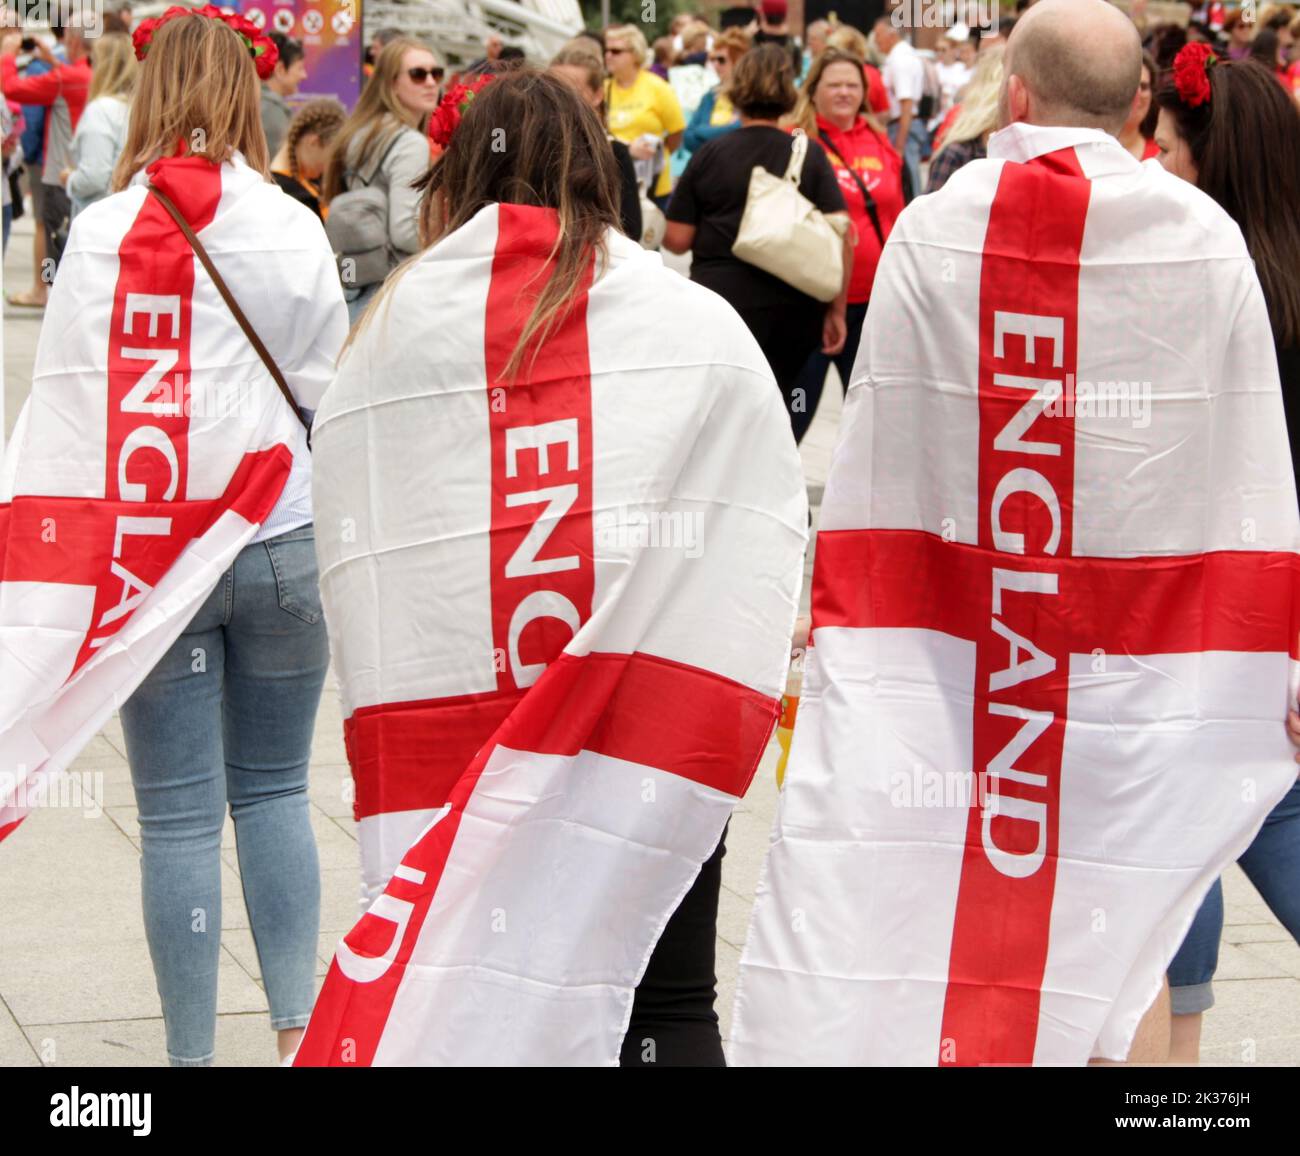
1001, 0, 1141, 134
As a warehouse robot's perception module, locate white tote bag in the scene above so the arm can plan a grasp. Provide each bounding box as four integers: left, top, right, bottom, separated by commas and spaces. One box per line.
732, 129, 849, 303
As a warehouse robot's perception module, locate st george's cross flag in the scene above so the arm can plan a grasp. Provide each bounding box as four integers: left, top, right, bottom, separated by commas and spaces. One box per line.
296, 203, 807, 1066
0, 155, 347, 842
731, 125, 1300, 1066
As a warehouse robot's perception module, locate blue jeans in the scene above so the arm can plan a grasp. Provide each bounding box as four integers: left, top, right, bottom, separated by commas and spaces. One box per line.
889, 118, 929, 203
120, 525, 328, 1065
344, 281, 380, 326
1168, 779, 1300, 1014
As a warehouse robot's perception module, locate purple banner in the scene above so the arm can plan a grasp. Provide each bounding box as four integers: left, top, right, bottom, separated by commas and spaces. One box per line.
234, 0, 363, 110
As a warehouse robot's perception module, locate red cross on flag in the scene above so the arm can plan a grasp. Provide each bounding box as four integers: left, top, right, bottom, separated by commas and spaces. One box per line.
296, 204, 807, 1066
0, 156, 347, 841
731, 126, 1300, 1066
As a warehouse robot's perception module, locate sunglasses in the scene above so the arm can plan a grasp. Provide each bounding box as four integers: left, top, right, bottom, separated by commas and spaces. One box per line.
407, 66, 445, 83
709, 55, 728, 65
605, 47, 630, 55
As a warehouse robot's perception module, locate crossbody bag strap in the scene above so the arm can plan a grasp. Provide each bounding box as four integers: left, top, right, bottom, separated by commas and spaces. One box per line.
818, 128, 885, 249
147, 183, 308, 432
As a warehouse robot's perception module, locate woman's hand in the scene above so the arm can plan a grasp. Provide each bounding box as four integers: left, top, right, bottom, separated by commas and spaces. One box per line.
58, 167, 71, 187
628, 135, 657, 161
0, 31, 21, 58
1287, 709, 1300, 765
822, 307, 847, 355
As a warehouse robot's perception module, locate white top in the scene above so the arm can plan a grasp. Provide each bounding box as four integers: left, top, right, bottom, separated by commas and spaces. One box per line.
67, 95, 130, 216
882, 39, 925, 120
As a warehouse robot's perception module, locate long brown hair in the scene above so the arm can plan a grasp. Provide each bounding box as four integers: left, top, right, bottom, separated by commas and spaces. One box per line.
322, 37, 433, 203
111, 13, 268, 190
358, 70, 620, 381
1157, 59, 1300, 346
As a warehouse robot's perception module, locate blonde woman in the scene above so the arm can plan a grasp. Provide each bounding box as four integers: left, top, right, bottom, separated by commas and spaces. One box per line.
925, 44, 1003, 193
63, 31, 136, 215
604, 22, 685, 204
89, 10, 345, 1064
322, 37, 441, 319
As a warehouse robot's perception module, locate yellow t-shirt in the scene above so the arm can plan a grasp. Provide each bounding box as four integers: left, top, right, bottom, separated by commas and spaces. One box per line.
607, 70, 686, 199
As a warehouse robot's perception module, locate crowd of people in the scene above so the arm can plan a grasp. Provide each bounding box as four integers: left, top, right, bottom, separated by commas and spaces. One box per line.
0, 0, 1298, 1068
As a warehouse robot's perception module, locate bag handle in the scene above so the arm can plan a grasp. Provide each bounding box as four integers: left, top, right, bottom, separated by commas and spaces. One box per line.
784, 128, 808, 185
817, 128, 886, 249
147, 183, 308, 432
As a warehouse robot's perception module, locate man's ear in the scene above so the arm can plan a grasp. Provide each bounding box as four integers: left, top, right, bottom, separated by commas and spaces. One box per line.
1006, 74, 1031, 124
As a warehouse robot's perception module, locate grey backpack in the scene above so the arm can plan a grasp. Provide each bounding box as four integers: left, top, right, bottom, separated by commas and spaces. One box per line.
324, 134, 402, 290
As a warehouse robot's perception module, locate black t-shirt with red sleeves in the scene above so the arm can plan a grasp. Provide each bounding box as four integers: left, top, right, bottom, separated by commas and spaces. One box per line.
667, 124, 846, 312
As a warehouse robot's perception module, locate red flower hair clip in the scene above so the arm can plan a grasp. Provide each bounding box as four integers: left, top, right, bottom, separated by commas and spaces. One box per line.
1172, 41, 1216, 109
428, 74, 495, 150
133, 4, 280, 81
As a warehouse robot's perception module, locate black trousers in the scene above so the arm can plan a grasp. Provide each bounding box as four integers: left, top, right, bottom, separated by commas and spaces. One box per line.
735, 301, 825, 444
41, 182, 71, 274
620, 824, 727, 1066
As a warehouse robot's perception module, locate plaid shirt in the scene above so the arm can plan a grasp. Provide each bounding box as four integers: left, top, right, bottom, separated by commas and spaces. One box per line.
926, 137, 986, 194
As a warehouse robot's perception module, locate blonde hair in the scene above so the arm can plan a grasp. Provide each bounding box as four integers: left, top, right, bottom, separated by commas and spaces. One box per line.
789, 48, 881, 135
88, 32, 137, 103
323, 37, 434, 203
828, 24, 870, 61
112, 13, 267, 191
934, 45, 1004, 158
606, 23, 649, 67
680, 22, 710, 54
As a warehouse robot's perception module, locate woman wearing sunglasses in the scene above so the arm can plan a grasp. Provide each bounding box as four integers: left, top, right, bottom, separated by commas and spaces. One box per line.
323, 37, 442, 321
683, 27, 749, 155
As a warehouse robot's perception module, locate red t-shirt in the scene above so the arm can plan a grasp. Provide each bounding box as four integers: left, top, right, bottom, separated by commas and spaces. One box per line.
864, 64, 890, 118
812, 114, 905, 303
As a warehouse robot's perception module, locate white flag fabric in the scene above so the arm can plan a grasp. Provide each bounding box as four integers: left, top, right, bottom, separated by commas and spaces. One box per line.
732, 125, 1300, 1066
297, 202, 807, 1066
0, 154, 347, 842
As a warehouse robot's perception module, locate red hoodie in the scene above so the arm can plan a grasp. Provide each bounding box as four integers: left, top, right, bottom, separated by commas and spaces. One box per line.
1, 54, 92, 183
812, 114, 905, 304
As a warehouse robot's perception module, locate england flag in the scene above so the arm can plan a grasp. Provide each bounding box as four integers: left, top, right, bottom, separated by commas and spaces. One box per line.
297, 203, 807, 1066
0, 155, 347, 842
731, 125, 1300, 1066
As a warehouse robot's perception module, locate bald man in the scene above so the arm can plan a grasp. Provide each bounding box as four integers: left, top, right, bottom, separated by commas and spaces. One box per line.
732, 0, 1300, 1067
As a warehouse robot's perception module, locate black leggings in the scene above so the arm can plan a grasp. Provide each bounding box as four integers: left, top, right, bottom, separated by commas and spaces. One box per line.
620, 825, 727, 1066
736, 302, 825, 444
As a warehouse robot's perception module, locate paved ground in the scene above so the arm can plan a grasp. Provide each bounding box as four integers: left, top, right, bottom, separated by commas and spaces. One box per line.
2, 210, 1299, 1067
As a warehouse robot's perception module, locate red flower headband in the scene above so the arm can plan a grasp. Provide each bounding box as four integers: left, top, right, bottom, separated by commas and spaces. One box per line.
428, 74, 494, 150
133, 4, 280, 81
1172, 41, 1216, 109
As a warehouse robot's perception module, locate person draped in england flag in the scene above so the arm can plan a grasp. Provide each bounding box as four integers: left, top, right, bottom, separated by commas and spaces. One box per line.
732, 0, 1300, 1067
297, 69, 807, 1067
0, 9, 348, 1066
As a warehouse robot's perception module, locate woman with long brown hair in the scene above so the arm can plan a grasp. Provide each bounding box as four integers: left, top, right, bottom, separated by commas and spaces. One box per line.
321, 36, 441, 321
307, 68, 805, 1068
54, 9, 343, 1065
1155, 48, 1300, 1064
